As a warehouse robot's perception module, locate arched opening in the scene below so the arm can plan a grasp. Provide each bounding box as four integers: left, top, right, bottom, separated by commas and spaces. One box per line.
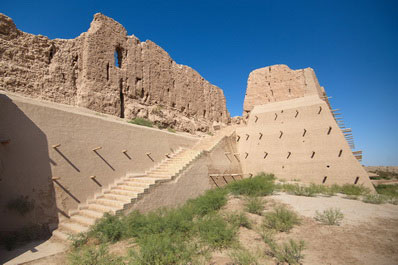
114, 47, 123, 68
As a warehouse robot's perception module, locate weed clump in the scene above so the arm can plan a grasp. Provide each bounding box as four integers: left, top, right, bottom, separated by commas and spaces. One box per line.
263, 206, 300, 232
128, 117, 153, 127
187, 188, 228, 216
315, 208, 344, 225
225, 212, 251, 229
265, 238, 306, 265
244, 197, 265, 215
196, 214, 237, 249
227, 173, 275, 197
340, 184, 370, 196
89, 213, 124, 243
362, 194, 387, 204
68, 244, 124, 265
229, 248, 259, 265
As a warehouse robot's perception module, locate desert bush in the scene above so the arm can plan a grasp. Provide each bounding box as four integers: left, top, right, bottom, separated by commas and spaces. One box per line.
68, 244, 124, 265
7, 196, 34, 215
227, 173, 275, 197
196, 214, 236, 249
371, 170, 398, 180
362, 194, 387, 204
263, 206, 300, 232
265, 238, 305, 265
69, 232, 88, 249
375, 184, 398, 197
187, 188, 228, 216
128, 117, 153, 127
229, 248, 258, 265
225, 212, 251, 229
314, 208, 344, 225
340, 184, 370, 196
244, 197, 265, 215
129, 233, 199, 265
89, 213, 124, 243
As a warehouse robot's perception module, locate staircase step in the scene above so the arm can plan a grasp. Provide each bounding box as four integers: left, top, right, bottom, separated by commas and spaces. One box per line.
52, 230, 69, 241
107, 188, 139, 197
123, 180, 150, 187
128, 177, 163, 183
79, 209, 104, 219
94, 198, 126, 208
70, 215, 97, 226
86, 203, 118, 213
119, 181, 149, 188
116, 184, 146, 192
99, 193, 133, 202
59, 222, 89, 234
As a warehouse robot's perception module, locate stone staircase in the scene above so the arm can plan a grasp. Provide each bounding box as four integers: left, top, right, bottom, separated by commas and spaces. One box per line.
52, 127, 235, 241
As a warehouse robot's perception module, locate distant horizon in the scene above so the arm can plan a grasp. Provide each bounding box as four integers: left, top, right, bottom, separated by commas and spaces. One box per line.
2, 0, 397, 166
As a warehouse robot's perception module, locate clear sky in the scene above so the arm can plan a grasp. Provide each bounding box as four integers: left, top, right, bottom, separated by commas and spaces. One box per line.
2, 0, 397, 166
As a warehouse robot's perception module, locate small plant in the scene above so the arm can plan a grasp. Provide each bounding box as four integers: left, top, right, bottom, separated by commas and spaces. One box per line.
167, 127, 176, 133
187, 188, 228, 216
129, 233, 199, 265
7, 196, 34, 215
196, 214, 237, 249
227, 173, 275, 197
375, 184, 398, 197
225, 212, 251, 229
128, 117, 153, 127
245, 197, 265, 215
340, 184, 370, 196
315, 208, 344, 225
362, 194, 387, 204
89, 213, 124, 243
229, 248, 258, 265
69, 232, 88, 249
263, 206, 300, 232
265, 238, 306, 265
68, 244, 124, 265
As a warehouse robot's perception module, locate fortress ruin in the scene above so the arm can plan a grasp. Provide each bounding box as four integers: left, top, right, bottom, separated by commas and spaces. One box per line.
0, 13, 373, 242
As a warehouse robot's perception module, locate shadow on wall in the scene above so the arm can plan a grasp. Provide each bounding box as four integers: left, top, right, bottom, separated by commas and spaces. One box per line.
0, 95, 57, 254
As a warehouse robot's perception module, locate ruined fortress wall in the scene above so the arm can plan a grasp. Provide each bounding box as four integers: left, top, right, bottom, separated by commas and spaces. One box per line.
243, 65, 325, 117
236, 95, 374, 190
0, 13, 229, 133
127, 135, 242, 213
0, 92, 198, 232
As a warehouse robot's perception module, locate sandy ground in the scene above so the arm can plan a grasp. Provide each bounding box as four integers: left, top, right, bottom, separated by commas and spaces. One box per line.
4, 193, 398, 265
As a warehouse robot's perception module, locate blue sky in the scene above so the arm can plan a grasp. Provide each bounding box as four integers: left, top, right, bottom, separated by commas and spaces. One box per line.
2, 0, 397, 165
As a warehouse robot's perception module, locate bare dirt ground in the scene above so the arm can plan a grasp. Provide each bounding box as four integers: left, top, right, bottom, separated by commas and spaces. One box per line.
8, 193, 398, 265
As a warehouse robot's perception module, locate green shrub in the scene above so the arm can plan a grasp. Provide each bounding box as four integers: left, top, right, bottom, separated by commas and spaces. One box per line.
68, 245, 124, 265
125, 207, 194, 239
196, 214, 236, 249
244, 197, 265, 215
227, 173, 275, 197
89, 213, 124, 243
129, 233, 198, 265
265, 238, 305, 265
229, 248, 258, 265
69, 232, 88, 249
362, 194, 387, 204
371, 170, 398, 180
128, 118, 153, 127
7, 196, 34, 215
187, 188, 228, 216
375, 184, 398, 197
225, 212, 251, 229
314, 208, 344, 225
263, 206, 300, 232
340, 184, 370, 196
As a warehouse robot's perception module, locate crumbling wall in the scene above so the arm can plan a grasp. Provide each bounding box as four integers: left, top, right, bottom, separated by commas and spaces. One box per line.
243, 64, 326, 117
0, 13, 229, 133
